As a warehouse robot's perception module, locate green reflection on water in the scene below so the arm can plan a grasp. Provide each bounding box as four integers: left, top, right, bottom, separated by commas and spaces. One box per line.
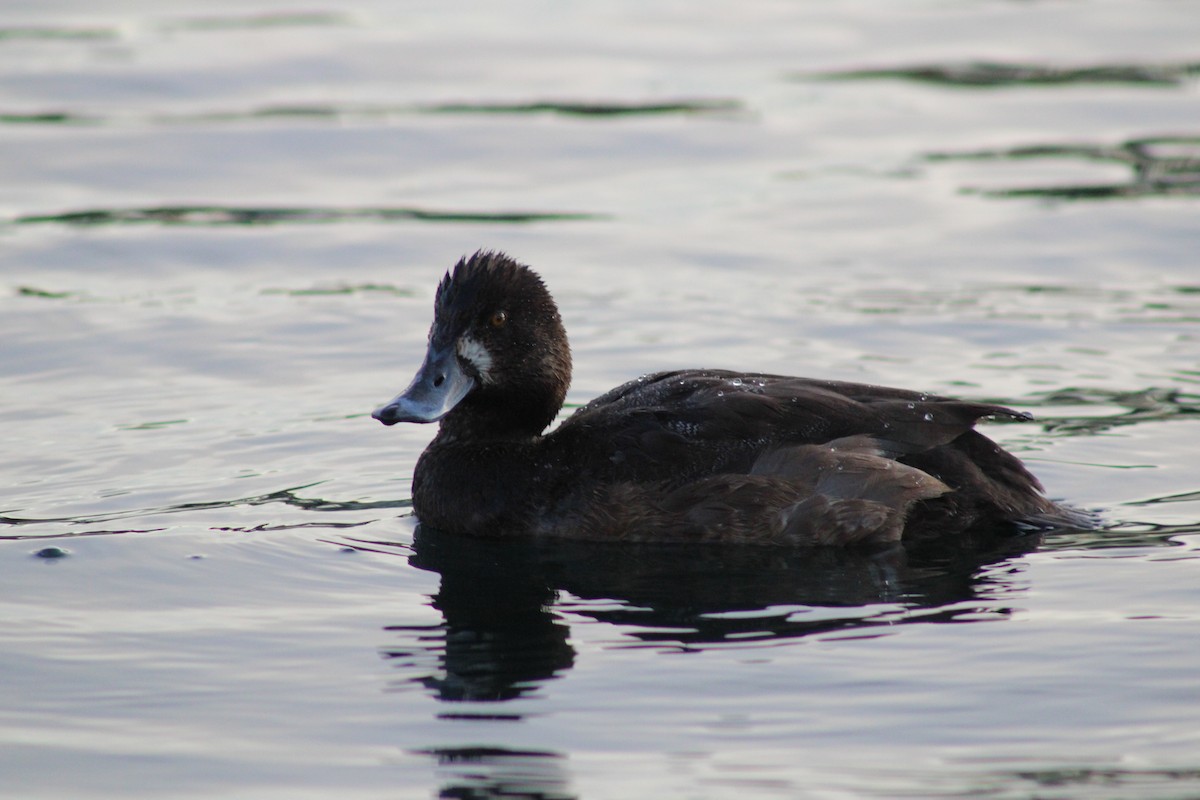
810, 60, 1200, 88
12, 205, 606, 227
0, 25, 116, 41
927, 135, 1200, 200
0, 99, 742, 128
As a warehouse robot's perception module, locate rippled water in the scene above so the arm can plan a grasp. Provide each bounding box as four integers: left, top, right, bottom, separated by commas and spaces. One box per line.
3, 2, 1200, 798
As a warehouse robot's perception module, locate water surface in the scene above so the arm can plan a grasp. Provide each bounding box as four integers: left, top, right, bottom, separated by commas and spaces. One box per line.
3, 2, 1200, 798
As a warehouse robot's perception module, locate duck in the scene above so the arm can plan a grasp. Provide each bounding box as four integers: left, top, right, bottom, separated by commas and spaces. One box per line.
372, 250, 1087, 545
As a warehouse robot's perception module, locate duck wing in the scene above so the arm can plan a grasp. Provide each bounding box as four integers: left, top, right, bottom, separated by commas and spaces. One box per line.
555, 369, 1025, 480
546, 435, 951, 545
548, 369, 1078, 532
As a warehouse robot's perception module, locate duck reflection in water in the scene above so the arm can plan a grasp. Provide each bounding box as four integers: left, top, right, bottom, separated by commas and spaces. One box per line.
414, 744, 574, 800
378, 525, 1044, 705
369, 251, 1090, 701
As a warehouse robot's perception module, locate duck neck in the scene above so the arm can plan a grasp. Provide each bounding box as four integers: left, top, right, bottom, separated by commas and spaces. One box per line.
440, 384, 562, 442
413, 432, 539, 535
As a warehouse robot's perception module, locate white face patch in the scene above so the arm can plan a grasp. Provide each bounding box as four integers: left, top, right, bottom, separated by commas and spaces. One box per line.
456, 335, 495, 384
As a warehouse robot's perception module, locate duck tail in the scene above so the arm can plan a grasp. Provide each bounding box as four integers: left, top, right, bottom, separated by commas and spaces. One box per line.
1015, 501, 1102, 532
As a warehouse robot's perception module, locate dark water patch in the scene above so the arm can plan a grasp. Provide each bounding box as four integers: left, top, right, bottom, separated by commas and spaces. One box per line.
0, 99, 740, 128
260, 283, 414, 297
190, 105, 348, 123
16, 279, 408, 304
158, 11, 351, 32
980, 181, 1200, 200
416, 99, 742, 118
414, 746, 564, 759
16, 286, 75, 299
0, 484, 408, 537
1126, 489, 1200, 508
1017, 387, 1200, 437
115, 419, 188, 431
183, 98, 742, 122
370, 525, 1049, 702
0, 112, 100, 126
810, 60, 1200, 88
0, 25, 117, 42
3, 527, 167, 541
11, 205, 604, 227
435, 712, 524, 721
927, 135, 1200, 200
413, 747, 573, 800
213, 520, 376, 533
319, 536, 415, 557
996, 765, 1200, 797
622, 601, 1014, 652
376, 519, 1189, 708
1041, 520, 1200, 552
33, 546, 70, 559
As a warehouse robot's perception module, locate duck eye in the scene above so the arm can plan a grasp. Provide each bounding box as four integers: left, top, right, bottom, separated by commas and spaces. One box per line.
488, 309, 508, 329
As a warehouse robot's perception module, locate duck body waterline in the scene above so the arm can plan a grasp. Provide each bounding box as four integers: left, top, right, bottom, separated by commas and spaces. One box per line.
372, 251, 1087, 545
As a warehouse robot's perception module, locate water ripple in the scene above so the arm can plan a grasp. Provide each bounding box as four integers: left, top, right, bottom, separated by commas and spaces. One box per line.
811, 60, 1200, 88
1041, 520, 1200, 552
10, 205, 604, 227
158, 11, 351, 32
0, 484, 408, 538
0, 25, 116, 41
994, 766, 1200, 799
415, 99, 742, 118
1019, 387, 1200, 436
926, 135, 1200, 200
0, 99, 742, 128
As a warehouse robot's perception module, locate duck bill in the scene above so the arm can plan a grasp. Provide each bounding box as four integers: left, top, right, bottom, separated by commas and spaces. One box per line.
372, 342, 476, 425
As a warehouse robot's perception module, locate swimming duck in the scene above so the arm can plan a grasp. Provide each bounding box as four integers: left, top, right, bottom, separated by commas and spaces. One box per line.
373, 251, 1084, 545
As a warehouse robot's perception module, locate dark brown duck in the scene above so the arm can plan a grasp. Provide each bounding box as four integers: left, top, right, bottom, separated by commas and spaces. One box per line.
372, 251, 1088, 545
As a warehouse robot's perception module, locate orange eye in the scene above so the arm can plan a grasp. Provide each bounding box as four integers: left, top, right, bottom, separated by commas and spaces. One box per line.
489, 309, 508, 328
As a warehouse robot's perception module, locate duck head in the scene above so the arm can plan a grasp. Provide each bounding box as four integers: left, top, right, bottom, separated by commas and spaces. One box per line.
372, 251, 572, 438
